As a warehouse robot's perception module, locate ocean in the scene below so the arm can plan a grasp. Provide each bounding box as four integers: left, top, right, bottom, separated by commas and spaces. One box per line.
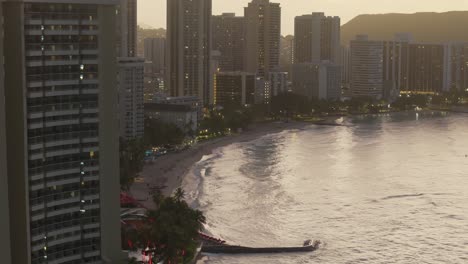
185, 111, 468, 264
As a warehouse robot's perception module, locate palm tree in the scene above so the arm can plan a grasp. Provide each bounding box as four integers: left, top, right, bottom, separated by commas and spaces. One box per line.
173, 188, 185, 202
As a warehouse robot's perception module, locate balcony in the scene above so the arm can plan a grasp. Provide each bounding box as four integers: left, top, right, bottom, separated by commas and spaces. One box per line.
45, 148, 80, 158
47, 234, 82, 247
46, 206, 80, 218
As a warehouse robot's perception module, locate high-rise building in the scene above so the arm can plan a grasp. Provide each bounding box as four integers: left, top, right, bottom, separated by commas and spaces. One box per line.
212, 13, 245, 72
406, 43, 445, 93
340, 45, 351, 97
255, 77, 272, 104
292, 62, 341, 100
244, 0, 281, 77
120, 0, 137, 57
167, 0, 212, 105
294, 13, 340, 64
118, 57, 145, 139
382, 40, 409, 98
144, 37, 166, 76
0, 2, 12, 262
2, 1, 123, 263
350, 35, 385, 99
213, 72, 256, 106
280, 35, 294, 72
269, 71, 289, 96
447, 43, 468, 91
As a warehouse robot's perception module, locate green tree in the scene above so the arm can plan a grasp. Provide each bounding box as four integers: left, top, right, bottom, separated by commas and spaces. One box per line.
120, 137, 146, 191
138, 190, 206, 263
144, 118, 186, 147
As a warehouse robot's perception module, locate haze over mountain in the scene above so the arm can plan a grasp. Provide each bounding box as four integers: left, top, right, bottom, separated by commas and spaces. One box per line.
341, 11, 468, 45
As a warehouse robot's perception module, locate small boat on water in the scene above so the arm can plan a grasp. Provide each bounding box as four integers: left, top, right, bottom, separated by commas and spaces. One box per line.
201, 240, 320, 254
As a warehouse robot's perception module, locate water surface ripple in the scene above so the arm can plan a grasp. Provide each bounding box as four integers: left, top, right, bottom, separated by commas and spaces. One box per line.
189, 112, 468, 264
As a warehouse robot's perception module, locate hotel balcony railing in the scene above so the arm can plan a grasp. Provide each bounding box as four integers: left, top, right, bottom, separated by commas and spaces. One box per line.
28, 131, 98, 145
30, 217, 99, 238
28, 160, 99, 179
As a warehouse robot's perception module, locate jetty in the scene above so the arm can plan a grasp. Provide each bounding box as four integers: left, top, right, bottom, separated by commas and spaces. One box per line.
199, 234, 321, 255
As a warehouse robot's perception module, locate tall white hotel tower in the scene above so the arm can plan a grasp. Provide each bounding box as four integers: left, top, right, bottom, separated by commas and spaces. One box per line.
1, 0, 124, 263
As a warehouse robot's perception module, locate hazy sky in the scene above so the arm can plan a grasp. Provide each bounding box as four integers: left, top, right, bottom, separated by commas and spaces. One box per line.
138, 0, 468, 35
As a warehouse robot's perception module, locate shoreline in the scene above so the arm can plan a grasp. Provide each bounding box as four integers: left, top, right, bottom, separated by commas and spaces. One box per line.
129, 121, 311, 209
128, 109, 453, 209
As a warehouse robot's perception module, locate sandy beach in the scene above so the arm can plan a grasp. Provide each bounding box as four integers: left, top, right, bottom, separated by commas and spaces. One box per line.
129, 121, 310, 209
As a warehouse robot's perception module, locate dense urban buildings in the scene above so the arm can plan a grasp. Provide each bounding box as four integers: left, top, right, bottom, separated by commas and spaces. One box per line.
1, 1, 123, 263
349, 33, 462, 98
244, 0, 281, 77
212, 13, 245, 72
143, 37, 166, 76
166, 0, 212, 105
292, 63, 341, 100
118, 57, 145, 139
294, 13, 340, 64
120, 0, 138, 57
213, 72, 256, 106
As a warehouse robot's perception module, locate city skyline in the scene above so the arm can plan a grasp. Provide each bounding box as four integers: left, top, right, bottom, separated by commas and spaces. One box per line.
138, 0, 468, 35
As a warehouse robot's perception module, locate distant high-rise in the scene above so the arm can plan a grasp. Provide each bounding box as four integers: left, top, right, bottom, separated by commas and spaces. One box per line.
2, 1, 123, 263
212, 13, 245, 72
167, 0, 212, 105
280, 35, 294, 72
244, 0, 281, 77
292, 62, 341, 100
350, 35, 385, 99
144, 37, 166, 75
213, 72, 256, 106
340, 45, 351, 96
447, 43, 468, 91
269, 71, 289, 96
120, 0, 137, 57
406, 44, 445, 93
118, 57, 145, 139
382, 40, 409, 98
294, 13, 340, 64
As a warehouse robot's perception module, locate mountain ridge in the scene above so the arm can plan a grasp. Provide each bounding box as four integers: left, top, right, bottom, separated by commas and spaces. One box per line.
341, 11, 468, 45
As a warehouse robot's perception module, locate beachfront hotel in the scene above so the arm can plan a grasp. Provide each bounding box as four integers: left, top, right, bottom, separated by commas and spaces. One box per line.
166, 0, 212, 105
294, 13, 340, 64
244, 0, 281, 78
1, 0, 123, 263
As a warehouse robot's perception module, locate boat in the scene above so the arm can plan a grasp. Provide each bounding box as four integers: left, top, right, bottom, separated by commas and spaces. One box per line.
201, 240, 320, 254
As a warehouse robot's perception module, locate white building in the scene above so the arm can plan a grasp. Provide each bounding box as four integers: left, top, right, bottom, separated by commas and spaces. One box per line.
118, 57, 145, 139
